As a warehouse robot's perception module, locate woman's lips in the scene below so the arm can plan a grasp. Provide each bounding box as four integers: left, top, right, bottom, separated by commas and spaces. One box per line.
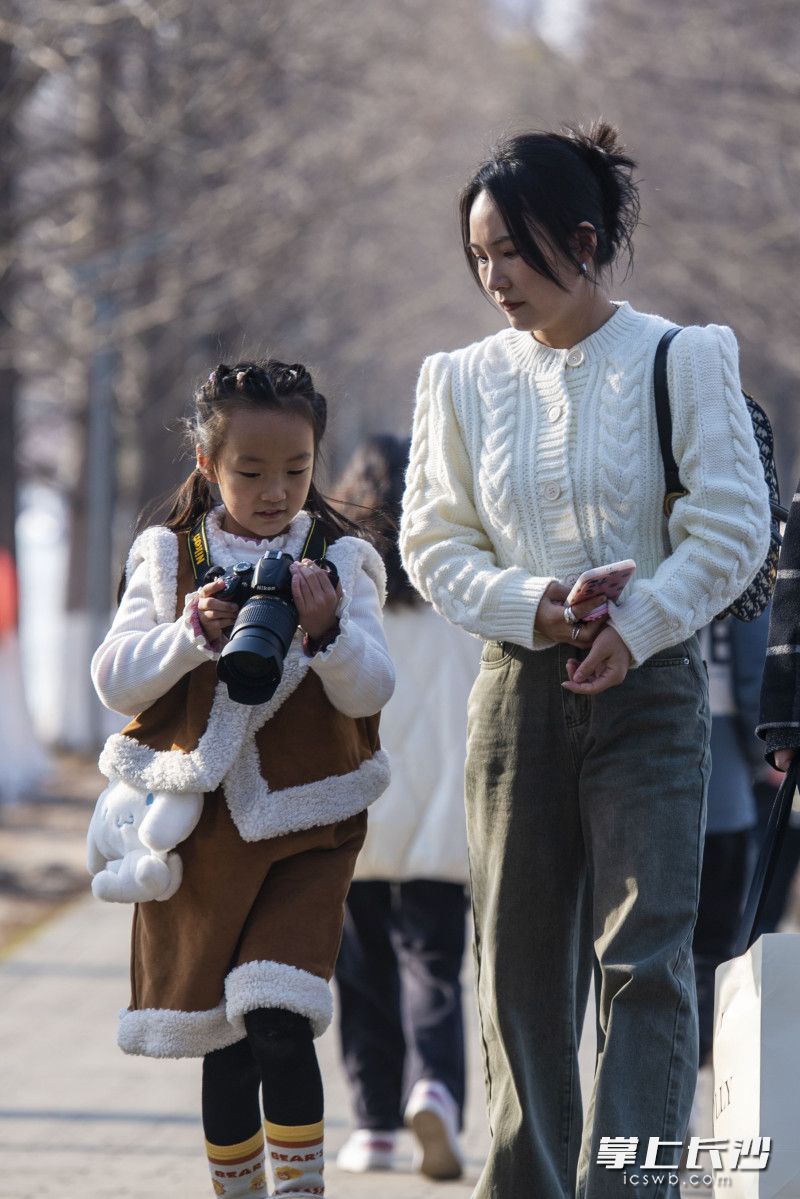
500, 300, 524, 312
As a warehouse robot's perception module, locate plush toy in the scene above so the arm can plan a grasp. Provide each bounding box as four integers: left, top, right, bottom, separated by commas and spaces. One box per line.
87, 778, 203, 903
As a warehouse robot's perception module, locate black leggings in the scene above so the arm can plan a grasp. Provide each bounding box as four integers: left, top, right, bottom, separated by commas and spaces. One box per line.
202, 1007, 323, 1145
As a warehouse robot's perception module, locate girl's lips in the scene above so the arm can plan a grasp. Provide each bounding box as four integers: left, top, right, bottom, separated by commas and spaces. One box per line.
500, 300, 524, 311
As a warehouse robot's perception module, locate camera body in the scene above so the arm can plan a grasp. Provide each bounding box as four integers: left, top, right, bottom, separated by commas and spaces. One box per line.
204, 551, 339, 706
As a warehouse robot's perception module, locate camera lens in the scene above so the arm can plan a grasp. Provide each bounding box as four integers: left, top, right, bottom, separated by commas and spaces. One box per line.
218, 595, 299, 705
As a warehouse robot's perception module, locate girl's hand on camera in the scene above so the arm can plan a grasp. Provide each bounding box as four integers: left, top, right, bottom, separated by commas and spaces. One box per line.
774, 747, 797, 773
535, 581, 608, 648
562, 625, 632, 695
290, 559, 342, 640
196, 577, 240, 644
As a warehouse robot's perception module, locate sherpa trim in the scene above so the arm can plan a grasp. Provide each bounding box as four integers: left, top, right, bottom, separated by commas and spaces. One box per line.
125, 526, 180, 625
117, 1001, 245, 1058
225, 960, 334, 1038
99, 681, 254, 793
224, 749, 391, 841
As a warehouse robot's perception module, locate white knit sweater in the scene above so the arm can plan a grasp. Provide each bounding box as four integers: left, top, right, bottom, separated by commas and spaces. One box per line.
399, 302, 771, 667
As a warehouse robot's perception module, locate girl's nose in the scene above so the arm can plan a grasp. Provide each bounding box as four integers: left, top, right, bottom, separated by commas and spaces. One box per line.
260, 480, 286, 501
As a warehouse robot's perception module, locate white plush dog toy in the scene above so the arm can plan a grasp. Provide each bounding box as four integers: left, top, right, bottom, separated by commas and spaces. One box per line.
87, 779, 203, 903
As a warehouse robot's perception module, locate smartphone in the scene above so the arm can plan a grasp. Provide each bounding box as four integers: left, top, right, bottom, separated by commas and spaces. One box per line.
566, 559, 636, 619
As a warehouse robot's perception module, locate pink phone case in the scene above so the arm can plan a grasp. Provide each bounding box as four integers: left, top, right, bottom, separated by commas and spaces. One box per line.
566, 559, 636, 613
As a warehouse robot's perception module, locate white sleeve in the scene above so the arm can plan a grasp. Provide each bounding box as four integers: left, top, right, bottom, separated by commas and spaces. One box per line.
308, 565, 395, 718
609, 324, 772, 665
399, 352, 557, 649
90, 558, 219, 717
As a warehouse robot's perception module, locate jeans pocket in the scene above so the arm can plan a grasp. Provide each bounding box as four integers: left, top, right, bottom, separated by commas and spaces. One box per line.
480, 640, 512, 668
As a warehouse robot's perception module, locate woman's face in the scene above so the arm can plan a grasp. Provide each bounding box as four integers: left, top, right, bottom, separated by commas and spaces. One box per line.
468, 190, 584, 345
197, 406, 315, 539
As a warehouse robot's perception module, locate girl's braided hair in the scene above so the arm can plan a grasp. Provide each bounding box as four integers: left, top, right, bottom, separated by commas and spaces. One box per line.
120, 359, 362, 601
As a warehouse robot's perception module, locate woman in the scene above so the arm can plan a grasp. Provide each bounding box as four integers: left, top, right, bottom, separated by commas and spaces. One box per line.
333, 435, 479, 1181
399, 122, 770, 1198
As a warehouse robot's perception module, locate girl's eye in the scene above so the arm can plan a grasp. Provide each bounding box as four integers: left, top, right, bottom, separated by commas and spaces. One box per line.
288, 468, 309, 476
504, 250, 518, 259
238, 472, 259, 478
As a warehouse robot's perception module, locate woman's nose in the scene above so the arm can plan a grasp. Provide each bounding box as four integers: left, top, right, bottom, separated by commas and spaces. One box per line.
485, 260, 509, 293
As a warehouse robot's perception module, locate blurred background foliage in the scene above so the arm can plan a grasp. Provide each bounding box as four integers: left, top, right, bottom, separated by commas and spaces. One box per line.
1, 0, 799, 755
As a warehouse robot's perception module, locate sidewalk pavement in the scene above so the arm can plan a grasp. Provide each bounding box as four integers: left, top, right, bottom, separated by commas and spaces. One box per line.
0, 894, 493, 1199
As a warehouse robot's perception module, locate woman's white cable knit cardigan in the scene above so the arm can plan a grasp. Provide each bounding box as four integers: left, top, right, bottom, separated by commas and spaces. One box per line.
399, 302, 771, 667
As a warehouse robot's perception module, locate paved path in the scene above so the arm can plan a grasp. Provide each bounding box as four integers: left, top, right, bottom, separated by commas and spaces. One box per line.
0, 895, 496, 1199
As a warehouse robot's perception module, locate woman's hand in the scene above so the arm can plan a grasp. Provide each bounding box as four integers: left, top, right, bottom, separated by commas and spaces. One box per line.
197, 577, 240, 645
562, 625, 633, 696
290, 559, 342, 639
774, 747, 797, 773
535, 581, 609, 650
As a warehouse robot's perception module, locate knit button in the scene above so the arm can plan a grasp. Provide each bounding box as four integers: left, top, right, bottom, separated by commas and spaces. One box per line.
566, 348, 585, 367
547, 404, 563, 423
543, 483, 561, 501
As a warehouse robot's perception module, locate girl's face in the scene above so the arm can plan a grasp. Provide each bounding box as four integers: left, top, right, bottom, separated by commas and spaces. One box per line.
468, 190, 586, 347
197, 405, 315, 539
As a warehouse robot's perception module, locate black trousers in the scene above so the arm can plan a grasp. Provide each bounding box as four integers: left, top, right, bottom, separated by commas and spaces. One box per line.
334, 879, 468, 1131
692, 830, 751, 1066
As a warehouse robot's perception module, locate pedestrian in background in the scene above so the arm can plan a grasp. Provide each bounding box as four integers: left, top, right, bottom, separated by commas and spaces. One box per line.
693, 612, 768, 1069
333, 435, 480, 1181
758, 482, 800, 774
400, 121, 771, 1198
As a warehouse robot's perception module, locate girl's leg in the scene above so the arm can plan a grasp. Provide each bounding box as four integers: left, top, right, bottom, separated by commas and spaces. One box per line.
465, 643, 593, 1199
334, 880, 405, 1130
577, 638, 710, 1199
202, 1037, 268, 1198
395, 879, 467, 1118
245, 1007, 325, 1196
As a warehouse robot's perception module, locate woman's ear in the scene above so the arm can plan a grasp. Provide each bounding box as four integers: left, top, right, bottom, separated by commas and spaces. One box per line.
574, 221, 598, 268
196, 446, 217, 484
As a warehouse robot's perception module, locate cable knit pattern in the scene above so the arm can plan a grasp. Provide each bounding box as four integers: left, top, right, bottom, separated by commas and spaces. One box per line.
400, 302, 771, 666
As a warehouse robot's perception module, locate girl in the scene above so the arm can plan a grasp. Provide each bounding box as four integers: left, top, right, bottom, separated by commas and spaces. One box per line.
332, 435, 479, 1181
399, 123, 771, 1198
91, 360, 394, 1199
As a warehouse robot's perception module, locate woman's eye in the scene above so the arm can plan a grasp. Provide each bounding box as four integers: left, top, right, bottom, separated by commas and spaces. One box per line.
238, 472, 259, 478
287, 468, 309, 476
503, 250, 518, 259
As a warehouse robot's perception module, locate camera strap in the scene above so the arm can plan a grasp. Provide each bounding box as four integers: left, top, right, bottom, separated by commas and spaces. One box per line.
187, 513, 327, 586
187, 514, 213, 585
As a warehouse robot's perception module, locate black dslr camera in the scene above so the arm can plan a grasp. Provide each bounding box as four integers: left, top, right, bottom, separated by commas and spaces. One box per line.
204, 551, 339, 706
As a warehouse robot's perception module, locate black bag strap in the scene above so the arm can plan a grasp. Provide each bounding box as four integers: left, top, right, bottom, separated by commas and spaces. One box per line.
734, 756, 800, 955
654, 327, 688, 517
187, 512, 328, 587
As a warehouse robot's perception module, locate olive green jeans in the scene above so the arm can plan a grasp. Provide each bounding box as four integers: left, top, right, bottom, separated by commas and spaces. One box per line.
465, 636, 710, 1199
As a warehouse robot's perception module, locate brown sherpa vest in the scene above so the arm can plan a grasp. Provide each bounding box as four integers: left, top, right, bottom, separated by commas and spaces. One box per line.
120, 527, 381, 793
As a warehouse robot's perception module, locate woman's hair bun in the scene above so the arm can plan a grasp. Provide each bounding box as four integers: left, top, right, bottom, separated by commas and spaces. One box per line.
560, 120, 640, 270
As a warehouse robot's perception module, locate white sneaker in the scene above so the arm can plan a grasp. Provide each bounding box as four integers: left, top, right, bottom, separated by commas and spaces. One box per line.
336, 1128, 397, 1172
404, 1079, 464, 1180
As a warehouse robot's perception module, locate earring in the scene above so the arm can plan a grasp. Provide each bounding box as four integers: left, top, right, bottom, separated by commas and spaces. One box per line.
579, 262, 589, 276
